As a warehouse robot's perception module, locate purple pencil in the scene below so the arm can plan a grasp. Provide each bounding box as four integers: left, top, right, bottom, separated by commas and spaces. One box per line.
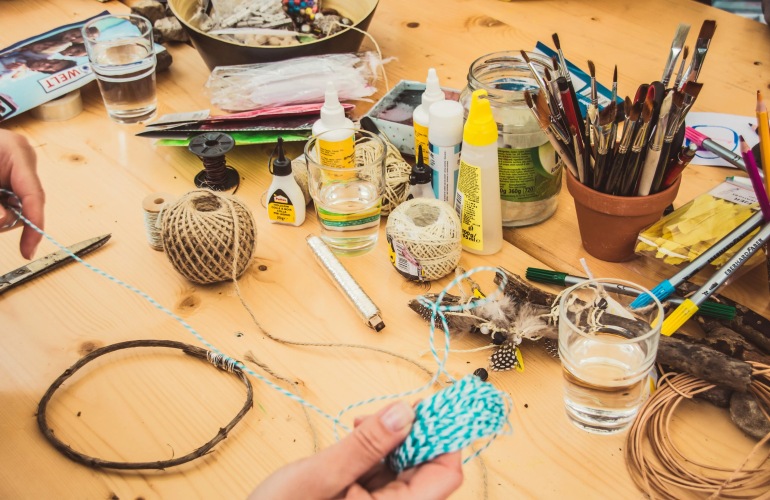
740, 135, 770, 220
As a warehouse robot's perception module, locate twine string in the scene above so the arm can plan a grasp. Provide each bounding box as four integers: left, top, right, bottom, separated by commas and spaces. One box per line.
3, 187, 512, 471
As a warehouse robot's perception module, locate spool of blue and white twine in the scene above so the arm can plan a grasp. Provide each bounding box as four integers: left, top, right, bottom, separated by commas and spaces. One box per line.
2, 187, 512, 472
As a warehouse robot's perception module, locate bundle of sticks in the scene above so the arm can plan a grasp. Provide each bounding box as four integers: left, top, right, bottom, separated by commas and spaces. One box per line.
524, 21, 716, 197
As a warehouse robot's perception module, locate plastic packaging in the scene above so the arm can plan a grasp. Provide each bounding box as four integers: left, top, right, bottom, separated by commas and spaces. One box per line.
267, 138, 306, 226
455, 89, 503, 254
407, 146, 435, 200
428, 100, 464, 202
636, 179, 762, 270
460, 51, 562, 227
413, 68, 445, 161
312, 82, 355, 170
207, 52, 381, 111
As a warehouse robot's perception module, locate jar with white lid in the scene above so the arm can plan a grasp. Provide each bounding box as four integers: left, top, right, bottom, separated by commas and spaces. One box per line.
460, 51, 562, 227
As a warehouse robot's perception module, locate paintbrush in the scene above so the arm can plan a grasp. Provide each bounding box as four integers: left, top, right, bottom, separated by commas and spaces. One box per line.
524, 90, 578, 178
662, 221, 770, 335
684, 126, 749, 173
605, 99, 641, 194
637, 91, 673, 195
586, 60, 598, 139
558, 77, 588, 182
552, 34, 591, 160
672, 45, 689, 90
682, 19, 717, 85
619, 88, 655, 196
660, 23, 690, 87
611, 65, 618, 105
592, 102, 618, 192
661, 142, 697, 189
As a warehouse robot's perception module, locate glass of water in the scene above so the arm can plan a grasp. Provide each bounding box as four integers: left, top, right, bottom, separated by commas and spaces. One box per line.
82, 14, 157, 124
558, 278, 663, 434
305, 129, 386, 255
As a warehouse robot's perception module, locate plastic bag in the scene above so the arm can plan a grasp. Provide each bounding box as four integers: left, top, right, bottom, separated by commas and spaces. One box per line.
207, 52, 382, 111
636, 178, 761, 268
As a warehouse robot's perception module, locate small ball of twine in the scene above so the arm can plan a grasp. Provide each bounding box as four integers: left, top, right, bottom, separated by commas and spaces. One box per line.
161, 189, 257, 285
357, 138, 410, 215
386, 198, 461, 281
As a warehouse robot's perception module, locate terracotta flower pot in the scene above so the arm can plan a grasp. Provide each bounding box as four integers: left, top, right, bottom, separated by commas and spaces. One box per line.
566, 170, 681, 262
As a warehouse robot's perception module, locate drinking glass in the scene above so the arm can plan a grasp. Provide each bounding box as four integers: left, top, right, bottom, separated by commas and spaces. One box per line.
558, 278, 663, 434
82, 14, 157, 124
305, 129, 386, 255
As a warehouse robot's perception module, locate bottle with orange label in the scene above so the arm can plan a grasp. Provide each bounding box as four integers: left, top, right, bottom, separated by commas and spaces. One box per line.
312, 81, 355, 169
267, 138, 305, 226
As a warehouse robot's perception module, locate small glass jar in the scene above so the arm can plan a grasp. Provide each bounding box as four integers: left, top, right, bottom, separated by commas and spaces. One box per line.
460, 51, 562, 227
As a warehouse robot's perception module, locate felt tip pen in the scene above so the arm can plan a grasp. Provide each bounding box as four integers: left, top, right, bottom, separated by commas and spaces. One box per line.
684, 126, 759, 178
630, 211, 764, 309
525, 267, 735, 320
662, 221, 770, 335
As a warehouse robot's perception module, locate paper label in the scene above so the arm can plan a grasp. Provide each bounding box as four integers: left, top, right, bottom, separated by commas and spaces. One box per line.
267, 189, 296, 224
414, 122, 428, 160
710, 180, 758, 206
317, 202, 381, 231
387, 235, 425, 281
455, 160, 483, 251
498, 144, 561, 202
318, 135, 355, 174
429, 142, 461, 202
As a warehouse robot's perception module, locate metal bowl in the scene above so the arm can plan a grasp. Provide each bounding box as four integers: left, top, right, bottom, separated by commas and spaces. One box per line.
168, 0, 379, 70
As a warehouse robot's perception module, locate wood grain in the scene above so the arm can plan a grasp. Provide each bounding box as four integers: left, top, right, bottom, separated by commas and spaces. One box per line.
1, 0, 768, 498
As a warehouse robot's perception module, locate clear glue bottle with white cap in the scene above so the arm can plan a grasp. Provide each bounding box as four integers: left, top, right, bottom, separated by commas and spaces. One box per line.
312, 81, 355, 169
454, 89, 502, 254
428, 100, 464, 202
267, 138, 305, 226
413, 68, 445, 158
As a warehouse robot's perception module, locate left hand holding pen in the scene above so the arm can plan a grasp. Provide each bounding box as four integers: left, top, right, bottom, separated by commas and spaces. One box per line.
0, 129, 45, 259
248, 400, 464, 499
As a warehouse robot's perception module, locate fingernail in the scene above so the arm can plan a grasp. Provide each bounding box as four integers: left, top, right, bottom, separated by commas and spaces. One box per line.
380, 401, 415, 432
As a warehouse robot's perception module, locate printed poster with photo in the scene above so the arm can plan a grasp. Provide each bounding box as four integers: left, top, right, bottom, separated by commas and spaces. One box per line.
0, 12, 166, 122
0, 12, 109, 121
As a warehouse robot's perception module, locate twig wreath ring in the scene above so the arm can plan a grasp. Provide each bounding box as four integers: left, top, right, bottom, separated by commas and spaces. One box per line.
37, 339, 254, 470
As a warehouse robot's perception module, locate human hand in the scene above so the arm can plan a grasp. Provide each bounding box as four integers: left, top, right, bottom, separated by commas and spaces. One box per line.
249, 401, 463, 499
0, 129, 44, 259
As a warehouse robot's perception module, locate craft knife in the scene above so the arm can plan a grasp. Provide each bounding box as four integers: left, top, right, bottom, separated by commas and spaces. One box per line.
0, 233, 111, 295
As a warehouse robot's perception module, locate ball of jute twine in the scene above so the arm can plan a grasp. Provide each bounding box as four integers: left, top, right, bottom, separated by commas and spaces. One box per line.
386, 198, 462, 281
161, 189, 256, 285
357, 138, 410, 216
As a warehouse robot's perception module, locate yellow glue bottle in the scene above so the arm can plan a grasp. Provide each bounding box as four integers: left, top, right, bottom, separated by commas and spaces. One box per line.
413, 68, 445, 158
312, 81, 355, 169
454, 89, 502, 254
267, 138, 305, 226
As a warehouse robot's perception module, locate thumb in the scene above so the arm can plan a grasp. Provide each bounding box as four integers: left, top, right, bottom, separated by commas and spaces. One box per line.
300, 401, 415, 497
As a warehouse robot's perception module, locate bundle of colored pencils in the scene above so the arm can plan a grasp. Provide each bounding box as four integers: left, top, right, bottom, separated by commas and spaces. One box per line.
524, 20, 716, 197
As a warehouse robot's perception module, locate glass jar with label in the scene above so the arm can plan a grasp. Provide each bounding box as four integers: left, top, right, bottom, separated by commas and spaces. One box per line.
460, 51, 562, 227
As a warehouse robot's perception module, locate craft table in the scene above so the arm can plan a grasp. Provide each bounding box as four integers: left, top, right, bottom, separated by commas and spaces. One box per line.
1, 0, 768, 498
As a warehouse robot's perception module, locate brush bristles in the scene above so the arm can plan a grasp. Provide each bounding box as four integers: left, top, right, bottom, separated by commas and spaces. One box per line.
682, 46, 689, 60
672, 23, 690, 49
613, 65, 618, 83
587, 60, 595, 77
697, 19, 717, 39
552, 32, 561, 49
520, 50, 531, 63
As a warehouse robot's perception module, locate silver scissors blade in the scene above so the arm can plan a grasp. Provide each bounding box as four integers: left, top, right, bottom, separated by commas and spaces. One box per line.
0, 234, 111, 295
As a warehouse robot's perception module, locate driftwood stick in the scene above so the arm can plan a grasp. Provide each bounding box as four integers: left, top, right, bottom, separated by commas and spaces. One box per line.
493, 268, 754, 392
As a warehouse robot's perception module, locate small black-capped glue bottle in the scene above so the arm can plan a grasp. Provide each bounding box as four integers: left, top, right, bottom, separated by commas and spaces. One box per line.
406, 145, 436, 200
267, 138, 305, 226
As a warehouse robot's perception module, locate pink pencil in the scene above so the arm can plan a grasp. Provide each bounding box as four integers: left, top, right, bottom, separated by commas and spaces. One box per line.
740, 135, 770, 220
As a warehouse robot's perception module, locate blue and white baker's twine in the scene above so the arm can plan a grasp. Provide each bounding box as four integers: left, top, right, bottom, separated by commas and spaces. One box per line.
2, 188, 512, 471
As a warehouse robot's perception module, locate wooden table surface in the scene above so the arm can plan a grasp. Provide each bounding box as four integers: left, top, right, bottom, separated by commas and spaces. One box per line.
1, 0, 769, 498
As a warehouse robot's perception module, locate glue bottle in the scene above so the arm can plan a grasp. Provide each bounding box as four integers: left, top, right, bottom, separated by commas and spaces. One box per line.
413, 68, 445, 158
407, 146, 436, 200
454, 89, 502, 254
267, 138, 306, 226
312, 81, 355, 169
428, 100, 464, 202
